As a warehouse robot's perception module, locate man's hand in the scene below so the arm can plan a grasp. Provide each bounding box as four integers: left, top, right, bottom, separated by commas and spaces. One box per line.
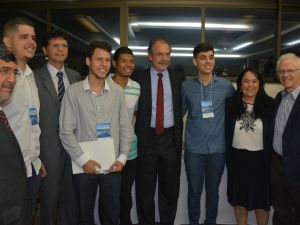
40, 161, 47, 177
83, 160, 101, 175
109, 160, 124, 172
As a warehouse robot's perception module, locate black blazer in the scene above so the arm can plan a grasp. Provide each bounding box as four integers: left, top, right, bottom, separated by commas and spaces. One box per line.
225, 96, 274, 167
0, 123, 31, 225
133, 68, 185, 155
268, 91, 300, 187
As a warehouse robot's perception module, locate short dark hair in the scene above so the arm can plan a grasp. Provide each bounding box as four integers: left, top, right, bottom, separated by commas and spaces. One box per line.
193, 42, 214, 58
86, 41, 112, 59
42, 29, 68, 47
3, 17, 34, 36
148, 37, 171, 54
113, 47, 134, 61
0, 43, 16, 63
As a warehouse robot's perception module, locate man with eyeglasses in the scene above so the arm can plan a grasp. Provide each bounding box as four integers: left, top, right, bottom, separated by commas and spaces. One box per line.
2, 17, 47, 218
34, 29, 81, 225
268, 53, 300, 225
0, 44, 32, 225
182, 42, 234, 225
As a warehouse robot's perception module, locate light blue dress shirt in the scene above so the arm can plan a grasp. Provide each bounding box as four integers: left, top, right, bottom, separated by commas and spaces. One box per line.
182, 76, 234, 154
150, 66, 174, 128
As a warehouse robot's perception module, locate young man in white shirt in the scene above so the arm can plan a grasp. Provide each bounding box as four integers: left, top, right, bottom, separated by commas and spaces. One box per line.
2, 17, 47, 216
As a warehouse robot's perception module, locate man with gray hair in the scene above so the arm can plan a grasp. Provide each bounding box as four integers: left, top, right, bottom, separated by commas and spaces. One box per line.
268, 53, 300, 225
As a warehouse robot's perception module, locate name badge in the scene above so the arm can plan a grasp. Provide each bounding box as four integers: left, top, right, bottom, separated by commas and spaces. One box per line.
96, 122, 111, 138
28, 107, 38, 125
201, 100, 214, 119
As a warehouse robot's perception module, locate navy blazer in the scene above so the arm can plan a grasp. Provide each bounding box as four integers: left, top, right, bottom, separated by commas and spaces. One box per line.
268, 91, 300, 187
225, 96, 274, 168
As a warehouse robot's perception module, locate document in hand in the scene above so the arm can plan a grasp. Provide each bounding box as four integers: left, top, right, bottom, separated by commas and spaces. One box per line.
72, 138, 116, 174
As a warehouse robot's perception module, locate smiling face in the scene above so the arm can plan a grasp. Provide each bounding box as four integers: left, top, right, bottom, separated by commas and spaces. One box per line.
0, 59, 17, 105
43, 37, 68, 66
148, 40, 171, 73
277, 58, 300, 93
3, 24, 36, 64
86, 48, 111, 80
113, 53, 135, 78
193, 50, 215, 76
241, 71, 260, 100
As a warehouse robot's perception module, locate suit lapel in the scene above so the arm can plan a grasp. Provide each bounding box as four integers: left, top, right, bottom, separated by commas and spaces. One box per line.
0, 123, 26, 173
144, 69, 152, 111
40, 65, 60, 108
285, 92, 300, 130
168, 70, 177, 111
65, 68, 77, 85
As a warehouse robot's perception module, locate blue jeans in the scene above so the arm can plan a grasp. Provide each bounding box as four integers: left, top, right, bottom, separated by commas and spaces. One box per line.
184, 151, 225, 225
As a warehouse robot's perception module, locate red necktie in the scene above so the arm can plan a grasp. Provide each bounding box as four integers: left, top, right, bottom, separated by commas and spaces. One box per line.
155, 73, 164, 136
0, 110, 11, 131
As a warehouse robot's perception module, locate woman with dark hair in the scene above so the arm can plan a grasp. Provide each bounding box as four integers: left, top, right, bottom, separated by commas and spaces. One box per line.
225, 68, 274, 225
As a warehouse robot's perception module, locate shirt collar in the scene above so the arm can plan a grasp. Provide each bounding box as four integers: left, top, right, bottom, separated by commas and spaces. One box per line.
17, 64, 33, 77
108, 73, 133, 87
150, 66, 168, 78
282, 84, 300, 100
193, 73, 219, 84
47, 63, 65, 79
83, 76, 110, 93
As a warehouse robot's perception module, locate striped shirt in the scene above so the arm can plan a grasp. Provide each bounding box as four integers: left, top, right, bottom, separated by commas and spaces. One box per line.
109, 74, 140, 160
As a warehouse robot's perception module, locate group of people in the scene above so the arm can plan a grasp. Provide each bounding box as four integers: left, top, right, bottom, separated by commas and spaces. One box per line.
0, 16, 300, 225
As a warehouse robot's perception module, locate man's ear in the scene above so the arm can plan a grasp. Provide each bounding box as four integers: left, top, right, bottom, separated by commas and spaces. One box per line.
42, 46, 47, 56
3, 36, 12, 49
112, 60, 116, 69
192, 57, 197, 67
85, 57, 90, 67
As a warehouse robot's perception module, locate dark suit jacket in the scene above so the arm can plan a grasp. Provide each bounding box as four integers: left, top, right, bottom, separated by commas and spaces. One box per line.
34, 65, 81, 172
133, 68, 185, 155
268, 91, 300, 187
225, 96, 274, 168
0, 123, 31, 225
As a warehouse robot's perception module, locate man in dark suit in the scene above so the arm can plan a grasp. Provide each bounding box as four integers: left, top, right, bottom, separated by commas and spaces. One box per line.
134, 37, 185, 225
0, 45, 31, 225
269, 53, 300, 225
34, 30, 81, 225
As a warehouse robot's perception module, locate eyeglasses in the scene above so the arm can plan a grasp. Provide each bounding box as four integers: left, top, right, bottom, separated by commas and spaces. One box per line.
48, 43, 69, 49
0, 67, 19, 76
277, 68, 300, 75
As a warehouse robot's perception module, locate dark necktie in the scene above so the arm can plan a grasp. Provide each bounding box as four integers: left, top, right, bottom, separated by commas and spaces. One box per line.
155, 73, 164, 136
0, 110, 11, 131
56, 71, 65, 103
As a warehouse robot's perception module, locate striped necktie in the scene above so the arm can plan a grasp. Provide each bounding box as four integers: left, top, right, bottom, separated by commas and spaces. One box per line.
0, 110, 11, 131
56, 71, 65, 103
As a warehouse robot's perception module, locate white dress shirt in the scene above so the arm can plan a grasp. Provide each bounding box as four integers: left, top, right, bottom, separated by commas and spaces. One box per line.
3, 64, 41, 177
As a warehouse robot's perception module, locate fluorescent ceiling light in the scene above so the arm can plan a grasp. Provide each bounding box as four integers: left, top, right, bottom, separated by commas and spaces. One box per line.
232, 42, 253, 50
285, 39, 300, 46
130, 22, 251, 30
129, 46, 219, 52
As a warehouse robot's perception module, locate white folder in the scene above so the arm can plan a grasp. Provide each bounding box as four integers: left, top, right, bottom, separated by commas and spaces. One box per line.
72, 138, 116, 174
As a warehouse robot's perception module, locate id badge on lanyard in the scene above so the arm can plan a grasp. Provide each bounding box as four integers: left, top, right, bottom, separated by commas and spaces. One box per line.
28, 107, 38, 125
201, 100, 214, 119
96, 122, 111, 138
